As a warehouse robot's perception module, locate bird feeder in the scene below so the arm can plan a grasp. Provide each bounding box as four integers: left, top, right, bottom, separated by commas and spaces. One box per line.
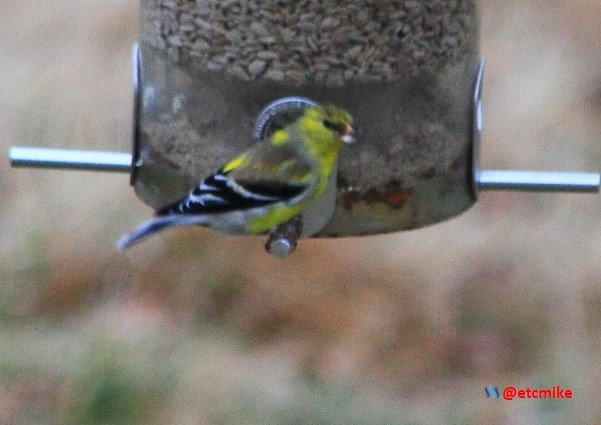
9, 0, 600, 257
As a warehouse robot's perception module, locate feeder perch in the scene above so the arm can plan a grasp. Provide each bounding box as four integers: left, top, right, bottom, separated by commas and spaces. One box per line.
8, 1, 600, 258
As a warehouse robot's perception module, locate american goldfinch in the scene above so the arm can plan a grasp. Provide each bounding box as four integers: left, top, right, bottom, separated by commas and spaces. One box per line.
117, 105, 355, 250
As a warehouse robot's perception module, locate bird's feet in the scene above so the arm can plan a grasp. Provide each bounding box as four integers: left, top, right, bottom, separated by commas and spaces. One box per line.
265, 216, 303, 259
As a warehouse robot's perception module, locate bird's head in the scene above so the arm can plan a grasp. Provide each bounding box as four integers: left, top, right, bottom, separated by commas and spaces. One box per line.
301, 105, 356, 151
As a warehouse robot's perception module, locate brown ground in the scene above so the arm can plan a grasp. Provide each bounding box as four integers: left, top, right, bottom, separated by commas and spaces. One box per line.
1, 0, 601, 424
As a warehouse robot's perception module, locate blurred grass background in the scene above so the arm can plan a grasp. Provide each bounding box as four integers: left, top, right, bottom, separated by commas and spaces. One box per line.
1, 0, 601, 424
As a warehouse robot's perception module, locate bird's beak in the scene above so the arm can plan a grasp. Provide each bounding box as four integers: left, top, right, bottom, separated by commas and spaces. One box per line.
341, 125, 356, 144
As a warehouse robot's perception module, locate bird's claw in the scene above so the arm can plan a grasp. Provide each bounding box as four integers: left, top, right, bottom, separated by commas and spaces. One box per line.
265, 216, 303, 259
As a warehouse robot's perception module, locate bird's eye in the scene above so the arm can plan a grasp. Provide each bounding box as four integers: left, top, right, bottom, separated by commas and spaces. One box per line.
323, 120, 337, 131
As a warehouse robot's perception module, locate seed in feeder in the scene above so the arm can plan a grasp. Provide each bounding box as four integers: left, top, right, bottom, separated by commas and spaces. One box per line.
342, 190, 361, 210
192, 40, 210, 53
297, 22, 317, 33
264, 69, 285, 82
167, 35, 184, 47
257, 51, 279, 61
344, 45, 363, 61
224, 51, 237, 62
363, 188, 383, 205
321, 17, 340, 30
249, 21, 268, 36
325, 72, 345, 87
231, 65, 250, 80
167, 47, 181, 63
385, 188, 413, 209
443, 36, 458, 47
194, 18, 213, 33
172, 95, 185, 114
248, 59, 266, 77
260, 36, 277, 45
313, 61, 330, 72
180, 24, 196, 33
283, 70, 306, 84
222, 0, 240, 9
226, 30, 244, 43
206, 60, 225, 72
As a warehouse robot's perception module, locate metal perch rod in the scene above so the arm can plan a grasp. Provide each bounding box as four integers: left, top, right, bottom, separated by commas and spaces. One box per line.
477, 170, 600, 193
8, 147, 132, 173
7, 147, 601, 193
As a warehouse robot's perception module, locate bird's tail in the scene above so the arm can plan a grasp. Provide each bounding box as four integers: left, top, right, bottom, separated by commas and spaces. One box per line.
116, 215, 209, 251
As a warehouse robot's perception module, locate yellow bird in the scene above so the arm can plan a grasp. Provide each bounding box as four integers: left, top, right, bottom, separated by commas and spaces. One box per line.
117, 105, 355, 250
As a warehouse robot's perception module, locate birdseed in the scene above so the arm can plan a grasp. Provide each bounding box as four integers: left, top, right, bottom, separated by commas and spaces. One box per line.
141, 0, 477, 84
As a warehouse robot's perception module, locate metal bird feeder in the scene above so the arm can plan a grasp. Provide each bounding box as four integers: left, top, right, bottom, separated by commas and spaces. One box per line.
9, 0, 600, 257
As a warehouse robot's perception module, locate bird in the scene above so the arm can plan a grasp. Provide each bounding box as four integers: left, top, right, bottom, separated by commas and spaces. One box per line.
117, 104, 355, 251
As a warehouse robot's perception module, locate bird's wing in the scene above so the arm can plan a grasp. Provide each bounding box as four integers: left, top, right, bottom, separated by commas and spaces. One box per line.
160, 140, 316, 216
